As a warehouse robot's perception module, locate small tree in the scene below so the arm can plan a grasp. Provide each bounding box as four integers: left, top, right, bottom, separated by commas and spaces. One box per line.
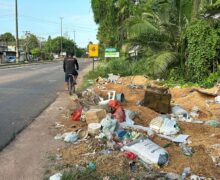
31, 48, 41, 57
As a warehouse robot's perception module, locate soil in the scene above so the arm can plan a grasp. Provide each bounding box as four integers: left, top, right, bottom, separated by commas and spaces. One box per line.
55, 76, 220, 178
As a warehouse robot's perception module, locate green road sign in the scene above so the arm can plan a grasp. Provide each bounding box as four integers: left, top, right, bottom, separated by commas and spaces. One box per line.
105, 48, 117, 52
105, 52, 120, 58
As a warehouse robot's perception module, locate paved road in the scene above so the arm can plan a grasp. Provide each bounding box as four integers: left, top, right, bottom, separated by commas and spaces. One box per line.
0, 59, 90, 150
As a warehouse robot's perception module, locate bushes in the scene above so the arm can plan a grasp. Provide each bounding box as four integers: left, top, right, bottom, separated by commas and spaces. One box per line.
186, 20, 220, 82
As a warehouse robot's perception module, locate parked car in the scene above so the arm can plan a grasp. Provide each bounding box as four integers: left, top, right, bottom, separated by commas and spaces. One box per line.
7, 56, 16, 63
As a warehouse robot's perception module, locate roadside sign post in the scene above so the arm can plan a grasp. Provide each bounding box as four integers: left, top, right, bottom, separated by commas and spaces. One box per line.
105, 48, 120, 59
88, 44, 99, 71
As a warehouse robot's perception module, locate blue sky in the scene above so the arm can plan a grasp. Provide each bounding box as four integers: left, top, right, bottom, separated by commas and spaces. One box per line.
0, 0, 98, 47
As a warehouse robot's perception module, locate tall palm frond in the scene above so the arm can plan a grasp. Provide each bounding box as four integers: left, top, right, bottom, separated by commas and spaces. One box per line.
147, 51, 178, 76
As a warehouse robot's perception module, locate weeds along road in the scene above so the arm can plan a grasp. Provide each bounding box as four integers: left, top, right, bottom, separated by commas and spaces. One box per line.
0, 59, 91, 150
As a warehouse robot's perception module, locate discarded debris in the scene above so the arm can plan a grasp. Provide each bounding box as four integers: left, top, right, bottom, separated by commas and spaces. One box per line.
143, 88, 171, 114
88, 123, 101, 136
181, 167, 191, 180
64, 132, 78, 143
87, 162, 96, 171
215, 96, 220, 103
123, 137, 169, 167
172, 105, 189, 119
71, 107, 82, 121
100, 114, 118, 139
158, 134, 189, 143
124, 151, 137, 160
85, 109, 106, 124
108, 100, 125, 123
108, 73, 120, 83
205, 120, 220, 128
49, 173, 62, 180
149, 116, 180, 135
99, 91, 116, 105
180, 143, 194, 157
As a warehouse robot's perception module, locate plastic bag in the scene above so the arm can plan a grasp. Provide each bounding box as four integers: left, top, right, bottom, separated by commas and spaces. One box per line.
123, 137, 169, 166
172, 105, 189, 119
205, 120, 220, 128
71, 108, 82, 121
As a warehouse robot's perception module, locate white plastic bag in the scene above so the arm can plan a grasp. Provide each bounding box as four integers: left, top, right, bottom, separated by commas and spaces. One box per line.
123, 137, 169, 166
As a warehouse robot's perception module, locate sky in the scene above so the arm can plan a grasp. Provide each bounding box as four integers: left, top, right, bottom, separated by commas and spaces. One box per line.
0, 0, 98, 47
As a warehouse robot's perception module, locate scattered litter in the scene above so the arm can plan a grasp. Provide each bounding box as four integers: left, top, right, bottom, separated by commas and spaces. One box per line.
77, 129, 88, 139
127, 84, 144, 89
108, 100, 125, 123
136, 100, 144, 106
149, 116, 180, 135
81, 151, 96, 156
205, 120, 220, 128
55, 154, 62, 161
124, 151, 137, 160
55, 122, 64, 128
88, 123, 101, 136
100, 114, 118, 139
49, 173, 62, 180
207, 144, 220, 167
85, 109, 106, 124
108, 74, 120, 83
123, 137, 169, 167
181, 167, 191, 180
54, 134, 64, 140
125, 109, 136, 122
172, 105, 189, 119
190, 174, 203, 180
165, 172, 181, 180
71, 107, 82, 121
116, 93, 125, 103
81, 89, 100, 105
64, 132, 78, 143
215, 96, 220, 103
180, 144, 194, 157
189, 106, 200, 118
99, 91, 116, 105
158, 134, 189, 143
87, 162, 96, 171
120, 123, 154, 137
100, 149, 113, 154
143, 88, 171, 113
129, 161, 137, 172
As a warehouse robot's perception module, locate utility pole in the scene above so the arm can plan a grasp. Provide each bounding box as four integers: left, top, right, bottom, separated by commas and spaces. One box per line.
15, 0, 19, 63
60, 17, 63, 56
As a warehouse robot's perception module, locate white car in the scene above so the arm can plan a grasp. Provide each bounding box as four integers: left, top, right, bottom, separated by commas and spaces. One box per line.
7, 56, 16, 63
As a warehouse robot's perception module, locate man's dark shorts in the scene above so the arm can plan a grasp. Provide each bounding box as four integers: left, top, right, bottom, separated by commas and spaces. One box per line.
65, 71, 78, 82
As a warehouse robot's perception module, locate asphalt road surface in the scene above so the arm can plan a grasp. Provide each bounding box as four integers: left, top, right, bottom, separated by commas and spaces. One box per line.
0, 59, 90, 150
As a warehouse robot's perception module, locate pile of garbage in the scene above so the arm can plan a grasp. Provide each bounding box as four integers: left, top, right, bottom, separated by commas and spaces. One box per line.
51, 75, 220, 179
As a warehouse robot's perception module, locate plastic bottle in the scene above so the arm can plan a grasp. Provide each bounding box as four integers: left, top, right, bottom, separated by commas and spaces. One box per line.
181, 167, 191, 180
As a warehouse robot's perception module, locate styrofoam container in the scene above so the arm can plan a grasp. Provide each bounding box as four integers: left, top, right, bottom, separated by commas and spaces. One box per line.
88, 123, 101, 135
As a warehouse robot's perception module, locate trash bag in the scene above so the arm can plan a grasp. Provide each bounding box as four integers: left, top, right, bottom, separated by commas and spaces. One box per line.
64, 132, 78, 142
172, 105, 189, 119
108, 100, 125, 122
49, 173, 62, 180
149, 116, 180, 135
100, 114, 118, 139
71, 108, 82, 121
123, 137, 169, 167
205, 120, 220, 128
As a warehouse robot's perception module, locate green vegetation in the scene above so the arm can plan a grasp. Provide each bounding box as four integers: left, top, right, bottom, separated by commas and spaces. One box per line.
91, 0, 220, 87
